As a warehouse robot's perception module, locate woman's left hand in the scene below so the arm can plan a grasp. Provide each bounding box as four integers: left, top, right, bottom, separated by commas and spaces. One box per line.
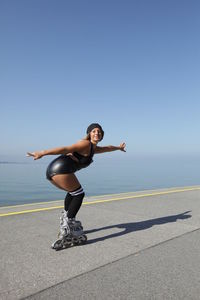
119, 143, 126, 152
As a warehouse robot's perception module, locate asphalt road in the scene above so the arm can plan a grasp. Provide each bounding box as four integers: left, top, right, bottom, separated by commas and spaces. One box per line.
0, 186, 200, 300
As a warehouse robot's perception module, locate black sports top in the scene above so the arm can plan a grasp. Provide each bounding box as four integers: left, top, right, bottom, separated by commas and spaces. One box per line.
73, 142, 94, 169
46, 142, 95, 180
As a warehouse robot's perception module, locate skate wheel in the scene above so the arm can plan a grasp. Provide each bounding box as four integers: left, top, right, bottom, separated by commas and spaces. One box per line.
51, 240, 63, 251
63, 237, 73, 248
72, 237, 79, 246
79, 235, 87, 244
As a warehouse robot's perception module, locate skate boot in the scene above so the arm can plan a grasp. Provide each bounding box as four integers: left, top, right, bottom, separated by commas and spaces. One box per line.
51, 210, 69, 250
51, 211, 87, 250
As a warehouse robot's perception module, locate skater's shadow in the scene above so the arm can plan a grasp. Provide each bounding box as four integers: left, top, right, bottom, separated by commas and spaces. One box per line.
84, 211, 192, 245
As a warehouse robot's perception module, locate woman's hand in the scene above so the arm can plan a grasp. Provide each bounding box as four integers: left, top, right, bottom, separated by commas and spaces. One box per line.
26, 151, 44, 160
119, 143, 126, 152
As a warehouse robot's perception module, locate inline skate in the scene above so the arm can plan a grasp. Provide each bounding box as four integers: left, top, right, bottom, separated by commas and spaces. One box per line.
51, 210, 87, 250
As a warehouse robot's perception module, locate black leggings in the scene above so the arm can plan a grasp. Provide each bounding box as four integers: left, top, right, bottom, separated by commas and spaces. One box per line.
64, 189, 85, 219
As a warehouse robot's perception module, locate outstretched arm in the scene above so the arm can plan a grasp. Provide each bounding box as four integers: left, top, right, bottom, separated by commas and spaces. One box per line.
27, 140, 90, 160
27, 147, 69, 160
95, 143, 126, 154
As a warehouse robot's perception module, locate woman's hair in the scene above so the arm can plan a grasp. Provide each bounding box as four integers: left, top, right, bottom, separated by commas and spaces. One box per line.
83, 133, 91, 141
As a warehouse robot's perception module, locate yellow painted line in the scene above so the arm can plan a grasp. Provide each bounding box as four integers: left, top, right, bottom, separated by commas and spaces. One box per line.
84, 186, 200, 205
0, 190, 140, 210
0, 186, 200, 217
0, 191, 137, 211
0, 200, 63, 210
0, 206, 64, 217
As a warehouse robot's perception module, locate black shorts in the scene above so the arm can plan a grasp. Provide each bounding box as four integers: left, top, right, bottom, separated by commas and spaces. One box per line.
46, 155, 79, 180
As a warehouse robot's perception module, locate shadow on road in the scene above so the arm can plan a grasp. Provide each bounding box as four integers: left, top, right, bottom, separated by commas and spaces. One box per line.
85, 211, 192, 244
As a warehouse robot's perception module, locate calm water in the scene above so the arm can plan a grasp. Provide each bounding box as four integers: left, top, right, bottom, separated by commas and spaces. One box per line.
0, 154, 200, 207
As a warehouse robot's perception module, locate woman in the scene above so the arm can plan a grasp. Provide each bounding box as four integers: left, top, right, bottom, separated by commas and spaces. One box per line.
27, 123, 126, 250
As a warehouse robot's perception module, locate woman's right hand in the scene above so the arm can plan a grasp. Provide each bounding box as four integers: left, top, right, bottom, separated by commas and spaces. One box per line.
119, 143, 126, 152
26, 151, 44, 160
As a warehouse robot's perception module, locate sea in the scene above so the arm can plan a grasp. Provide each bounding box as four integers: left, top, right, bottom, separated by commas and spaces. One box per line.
0, 154, 200, 207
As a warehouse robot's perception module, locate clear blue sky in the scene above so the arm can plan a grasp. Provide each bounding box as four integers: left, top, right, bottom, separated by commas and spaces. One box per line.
1, 0, 200, 159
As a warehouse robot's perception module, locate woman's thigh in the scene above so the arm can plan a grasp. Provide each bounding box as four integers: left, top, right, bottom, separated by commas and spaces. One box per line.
51, 173, 81, 192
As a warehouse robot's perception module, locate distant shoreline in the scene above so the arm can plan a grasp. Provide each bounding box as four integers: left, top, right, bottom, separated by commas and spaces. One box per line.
0, 161, 45, 165
0, 161, 26, 164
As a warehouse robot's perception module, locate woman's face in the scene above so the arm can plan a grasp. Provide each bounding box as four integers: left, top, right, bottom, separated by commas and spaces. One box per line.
90, 128, 102, 143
